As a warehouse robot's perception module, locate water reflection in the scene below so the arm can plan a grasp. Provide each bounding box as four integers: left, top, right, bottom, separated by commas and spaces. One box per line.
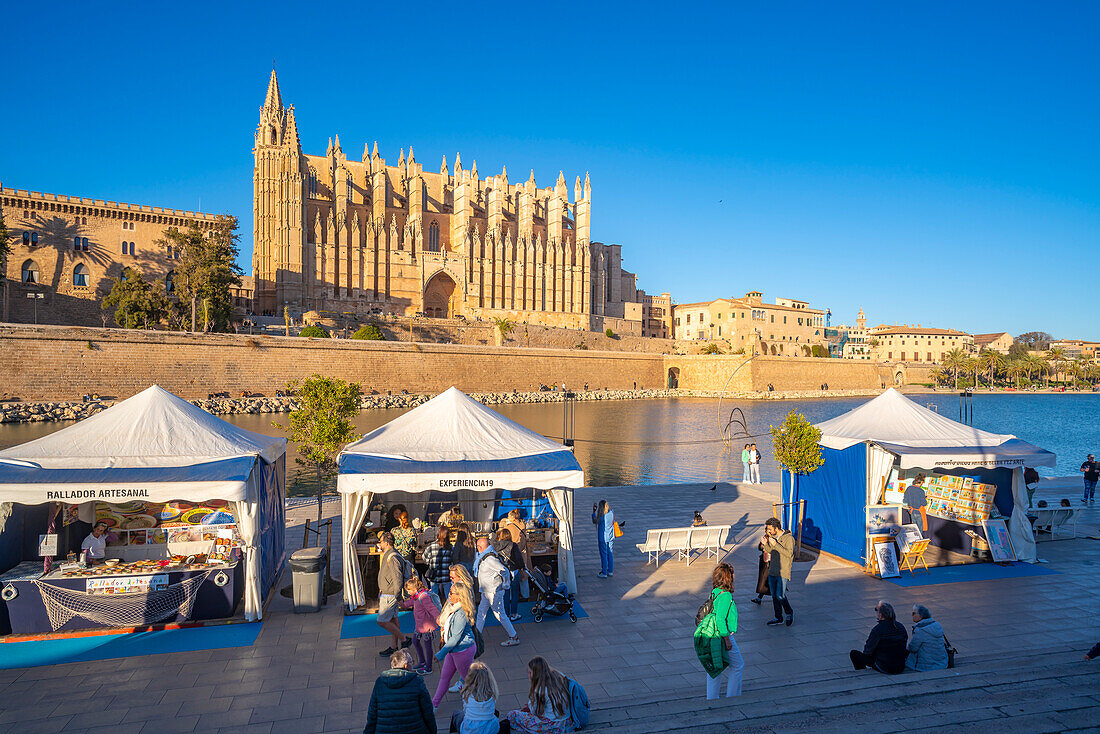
1, 393, 1095, 496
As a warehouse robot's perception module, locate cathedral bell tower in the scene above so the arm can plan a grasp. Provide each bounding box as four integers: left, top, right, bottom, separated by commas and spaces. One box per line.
253, 70, 306, 314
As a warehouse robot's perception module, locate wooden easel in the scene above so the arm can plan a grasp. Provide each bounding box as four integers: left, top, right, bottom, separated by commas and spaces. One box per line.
900, 539, 931, 576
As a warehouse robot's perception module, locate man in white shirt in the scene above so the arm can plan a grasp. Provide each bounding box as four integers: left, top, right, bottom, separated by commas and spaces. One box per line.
473, 537, 519, 646
81, 521, 109, 564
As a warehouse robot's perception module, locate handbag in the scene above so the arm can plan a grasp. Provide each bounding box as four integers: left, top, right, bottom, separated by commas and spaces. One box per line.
944, 635, 957, 669
613, 521, 624, 538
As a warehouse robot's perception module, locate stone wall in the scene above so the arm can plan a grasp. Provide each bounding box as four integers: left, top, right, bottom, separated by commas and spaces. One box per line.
0, 325, 665, 402
665, 354, 899, 392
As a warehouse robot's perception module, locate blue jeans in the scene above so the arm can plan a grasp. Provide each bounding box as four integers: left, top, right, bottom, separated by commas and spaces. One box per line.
430, 582, 449, 603
504, 570, 520, 616
1085, 479, 1097, 502
768, 575, 793, 620
598, 540, 614, 575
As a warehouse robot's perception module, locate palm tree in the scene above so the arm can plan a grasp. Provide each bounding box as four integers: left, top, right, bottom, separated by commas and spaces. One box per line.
1045, 347, 1067, 387
965, 357, 982, 389
1005, 359, 1025, 389
1023, 353, 1043, 385
980, 350, 1005, 388
942, 348, 967, 390
1071, 357, 1091, 387
492, 316, 515, 344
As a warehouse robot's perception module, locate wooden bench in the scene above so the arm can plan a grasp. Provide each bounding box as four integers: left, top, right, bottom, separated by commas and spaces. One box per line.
1030, 506, 1083, 540
636, 525, 731, 567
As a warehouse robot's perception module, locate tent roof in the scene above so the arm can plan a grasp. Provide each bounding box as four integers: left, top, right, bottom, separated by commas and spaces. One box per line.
815, 388, 1055, 467
338, 387, 583, 494
815, 388, 1013, 450
342, 387, 573, 462
0, 385, 286, 469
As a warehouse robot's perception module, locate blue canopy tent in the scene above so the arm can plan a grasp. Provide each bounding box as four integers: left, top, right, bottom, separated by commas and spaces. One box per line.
781, 389, 1056, 566
0, 386, 286, 621
338, 387, 584, 611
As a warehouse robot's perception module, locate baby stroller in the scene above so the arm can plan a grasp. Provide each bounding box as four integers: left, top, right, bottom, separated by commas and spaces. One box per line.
527, 571, 578, 623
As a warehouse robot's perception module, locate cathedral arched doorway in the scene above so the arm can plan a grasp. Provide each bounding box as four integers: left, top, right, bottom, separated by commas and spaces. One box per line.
423, 271, 459, 318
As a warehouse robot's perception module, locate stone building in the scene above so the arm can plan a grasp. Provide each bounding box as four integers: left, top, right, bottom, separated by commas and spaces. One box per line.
251, 71, 649, 334
868, 324, 974, 364
973, 332, 1014, 353
1048, 339, 1100, 361
833, 308, 872, 359
638, 291, 672, 339
1, 183, 217, 326
672, 291, 827, 356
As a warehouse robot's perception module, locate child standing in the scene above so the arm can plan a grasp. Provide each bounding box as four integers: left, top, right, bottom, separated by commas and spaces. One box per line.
450, 661, 502, 734
401, 577, 441, 675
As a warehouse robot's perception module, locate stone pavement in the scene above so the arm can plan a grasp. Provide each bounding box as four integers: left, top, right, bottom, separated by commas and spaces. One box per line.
0, 481, 1097, 734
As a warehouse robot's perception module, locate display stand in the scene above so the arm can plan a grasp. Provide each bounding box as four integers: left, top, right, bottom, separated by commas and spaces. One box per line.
899, 539, 931, 576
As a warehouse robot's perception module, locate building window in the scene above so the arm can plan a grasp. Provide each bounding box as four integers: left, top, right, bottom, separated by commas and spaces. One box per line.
22, 231, 30, 246
165, 271, 175, 294
21, 260, 39, 284
122, 242, 129, 255
130, 242, 137, 256
74, 237, 81, 251
428, 221, 440, 252
166, 245, 173, 258
308, 168, 318, 196
73, 264, 89, 287
82, 216, 88, 225
81, 237, 89, 251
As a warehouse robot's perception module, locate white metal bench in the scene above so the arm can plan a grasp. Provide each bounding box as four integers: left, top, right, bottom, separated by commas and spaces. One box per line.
635, 525, 731, 567
1031, 506, 1082, 540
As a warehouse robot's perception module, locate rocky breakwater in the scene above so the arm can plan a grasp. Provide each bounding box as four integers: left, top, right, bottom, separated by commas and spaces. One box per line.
0, 389, 678, 424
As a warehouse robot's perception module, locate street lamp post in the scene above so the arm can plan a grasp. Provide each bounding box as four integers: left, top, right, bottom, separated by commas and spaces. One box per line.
26, 292, 45, 324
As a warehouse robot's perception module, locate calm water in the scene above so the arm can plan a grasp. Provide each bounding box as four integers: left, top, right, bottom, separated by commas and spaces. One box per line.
1, 393, 1096, 494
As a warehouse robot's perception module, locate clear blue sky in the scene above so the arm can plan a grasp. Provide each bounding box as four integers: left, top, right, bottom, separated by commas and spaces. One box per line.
2, 2, 1097, 339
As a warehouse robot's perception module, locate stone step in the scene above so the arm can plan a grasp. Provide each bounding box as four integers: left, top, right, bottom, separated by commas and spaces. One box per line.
587, 644, 1095, 732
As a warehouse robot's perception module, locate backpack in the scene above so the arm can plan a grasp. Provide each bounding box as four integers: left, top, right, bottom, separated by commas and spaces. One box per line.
472, 625, 485, 658
426, 589, 443, 613
390, 552, 415, 600
567, 678, 590, 730
695, 594, 714, 627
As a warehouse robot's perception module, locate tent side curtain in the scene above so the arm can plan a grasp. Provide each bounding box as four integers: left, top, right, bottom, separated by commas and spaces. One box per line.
784, 444, 867, 565
0, 456, 258, 505
342, 491, 373, 611
231, 455, 287, 622
546, 489, 576, 594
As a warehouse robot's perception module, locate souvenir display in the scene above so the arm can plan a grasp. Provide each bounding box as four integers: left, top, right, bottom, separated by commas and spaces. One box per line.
922, 474, 996, 524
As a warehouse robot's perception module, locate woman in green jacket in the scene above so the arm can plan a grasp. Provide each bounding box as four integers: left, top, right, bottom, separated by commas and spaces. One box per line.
695, 563, 744, 699
741, 445, 752, 483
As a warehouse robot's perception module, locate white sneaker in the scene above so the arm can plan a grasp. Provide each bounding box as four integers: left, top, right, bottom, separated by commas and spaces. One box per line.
448, 679, 463, 693
597, 572, 607, 578
501, 637, 520, 647
508, 613, 522, 621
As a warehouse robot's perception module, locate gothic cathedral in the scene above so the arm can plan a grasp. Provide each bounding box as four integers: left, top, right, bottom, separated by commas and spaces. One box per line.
252, 71, 640, 329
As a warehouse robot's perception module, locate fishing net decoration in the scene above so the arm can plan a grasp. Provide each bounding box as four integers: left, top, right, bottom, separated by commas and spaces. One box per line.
33, 571, 212, 631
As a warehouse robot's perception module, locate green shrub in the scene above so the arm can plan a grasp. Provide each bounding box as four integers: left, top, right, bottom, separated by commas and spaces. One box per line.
351, 324, 384, 341
701, 343, 722, 355
811, 345, 830, 358
299, 325, 330, 339
605, 328, 615, 338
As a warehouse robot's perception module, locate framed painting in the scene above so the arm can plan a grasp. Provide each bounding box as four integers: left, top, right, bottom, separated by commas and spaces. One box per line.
981, 518, 1016, 562
866, 505, 902, 535
873, 539, 901, 578
896, 524, 924, 554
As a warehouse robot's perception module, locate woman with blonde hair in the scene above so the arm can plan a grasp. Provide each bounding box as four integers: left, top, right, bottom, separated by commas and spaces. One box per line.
432, 582, 478, 708
453, 523, 478, 573
450, 661, 501, 734
449, 563, 475, 591
506, 656, 573, 733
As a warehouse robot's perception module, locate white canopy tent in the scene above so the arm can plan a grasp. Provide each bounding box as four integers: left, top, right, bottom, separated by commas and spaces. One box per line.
0, 385, 287, 620
814, 388, 1056, 563
338, 387, 584, 611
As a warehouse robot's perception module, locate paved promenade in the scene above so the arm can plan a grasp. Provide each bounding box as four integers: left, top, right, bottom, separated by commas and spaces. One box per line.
0, 480, 1097, 733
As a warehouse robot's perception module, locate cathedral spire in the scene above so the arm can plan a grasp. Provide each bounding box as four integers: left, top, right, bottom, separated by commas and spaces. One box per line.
471, 159, 478, 180
398, 148, 405, 169
333, 134, 342, 153
574, 175, 582, 203
584, 171, 591, 200
263, 69, 282, 111
441, 154, 448, 176
555, 171, 567, 197
454, 152, 463, 176
285, 106, 300, 149
326, 137, 333, 156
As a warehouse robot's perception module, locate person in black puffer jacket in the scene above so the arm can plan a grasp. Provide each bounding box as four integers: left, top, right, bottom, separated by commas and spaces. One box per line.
849, 601, 908, 674
364, 649, 437, 734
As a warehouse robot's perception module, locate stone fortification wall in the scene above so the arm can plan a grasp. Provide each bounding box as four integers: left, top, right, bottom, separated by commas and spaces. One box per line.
0, 325, 665, 402
667, 355, 897, 392
303, 315, 678, 354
